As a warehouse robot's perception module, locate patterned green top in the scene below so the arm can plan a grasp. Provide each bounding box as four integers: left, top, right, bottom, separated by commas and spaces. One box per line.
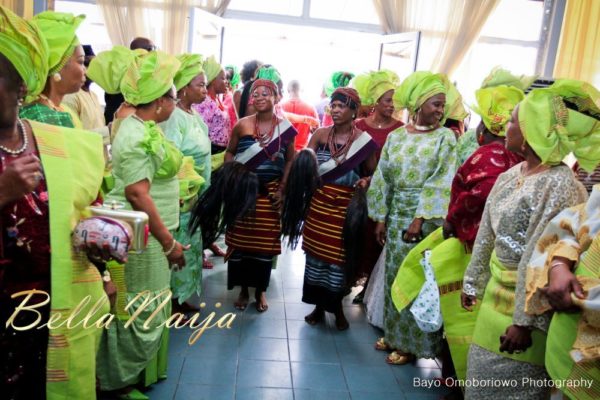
457, 128, 479, 165
20, 102, 75, 128
368, 126, 458, 223
159, 107, 211, 185
107, 115, 182, 230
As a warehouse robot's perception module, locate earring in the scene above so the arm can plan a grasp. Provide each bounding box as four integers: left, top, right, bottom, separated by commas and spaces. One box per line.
156, 106, 163, 115
52, 73, 62, 82
17, 98, 23, 107
352, 113, 356, 118
520, 141, 527, 153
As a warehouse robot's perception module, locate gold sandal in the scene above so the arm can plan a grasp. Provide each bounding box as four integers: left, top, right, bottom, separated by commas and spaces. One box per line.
374, 337, 390, 351
385, 351, 415, 365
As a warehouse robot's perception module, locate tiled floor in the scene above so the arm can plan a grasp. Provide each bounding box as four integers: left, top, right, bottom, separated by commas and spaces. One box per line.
144, 242, 450, 400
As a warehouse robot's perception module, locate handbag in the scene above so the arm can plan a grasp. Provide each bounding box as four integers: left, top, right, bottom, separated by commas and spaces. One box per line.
409, 249, 443, 332
72, 201, 149, 263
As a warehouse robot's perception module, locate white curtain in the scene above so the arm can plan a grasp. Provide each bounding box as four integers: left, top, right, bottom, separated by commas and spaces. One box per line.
372, 0, 499, 77
97, 0, 231, 53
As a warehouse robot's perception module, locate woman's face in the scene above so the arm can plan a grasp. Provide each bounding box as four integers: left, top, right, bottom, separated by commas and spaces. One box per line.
505, 106, 525, 153
330, 100, 354, 125
375, 89, 395, 118
185, 73, 208, 104
156, 87, 177, 122
57, 45, 86, 95
418, 93, 446, 126
209, 69, 227, 94
0, 77, 23, 129
251, 85, 276, 112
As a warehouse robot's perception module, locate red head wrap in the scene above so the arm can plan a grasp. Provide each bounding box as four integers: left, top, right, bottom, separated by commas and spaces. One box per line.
330, 87, 361, 110
251, 78, 278, 96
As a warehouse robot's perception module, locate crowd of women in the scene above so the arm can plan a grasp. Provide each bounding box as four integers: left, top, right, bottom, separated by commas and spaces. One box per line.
0, 6, 599, 400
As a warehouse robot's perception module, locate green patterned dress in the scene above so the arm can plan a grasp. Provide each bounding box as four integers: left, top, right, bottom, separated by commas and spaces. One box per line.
457, 128, 479, 165
97, 115, 182, 390
367, 126, 458, 357
160, 107, 211, 303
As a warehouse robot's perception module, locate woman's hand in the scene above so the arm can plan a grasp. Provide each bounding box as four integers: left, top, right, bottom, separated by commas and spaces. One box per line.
461, 292, 477, 311
499, 325, 532, 354
166, 241, 190, 271
442, 219, 455, 240
0, 154, 42, 208
272, 188, 284, 209
403, 217, 424, 243
103, 280, 117, 308
375, 221, 386, 246
542, 261, 584, 310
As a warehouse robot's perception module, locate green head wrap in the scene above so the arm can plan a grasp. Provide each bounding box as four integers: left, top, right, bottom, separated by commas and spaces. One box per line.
441, 76, 468, 124
0, 6, 49, 99
393, 71, 446, 115
256, 65, 282, 85
120, 50, 181, 106
174, 53, 204, 91
202, 55, 222, 84
225, 64, 240, 87
353, 69, 400, 106
31, 11, 84, 75
481, 66, 537, 91
471, 85, 524, 137
325, 71, 354, 97
87, 46, 145, 94
519, 79, 600, 172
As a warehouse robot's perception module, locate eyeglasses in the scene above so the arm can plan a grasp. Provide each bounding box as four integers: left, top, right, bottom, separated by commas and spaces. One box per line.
164, 94, 180, 104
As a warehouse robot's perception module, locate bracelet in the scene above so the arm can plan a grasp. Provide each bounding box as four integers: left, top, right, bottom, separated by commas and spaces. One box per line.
550, 260, 570, 271
102, 270, 111, 283
164, 239, 177, 257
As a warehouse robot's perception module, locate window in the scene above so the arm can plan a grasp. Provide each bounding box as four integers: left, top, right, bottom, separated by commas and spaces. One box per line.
227, 0, 303, 16
309, 0, 380, 24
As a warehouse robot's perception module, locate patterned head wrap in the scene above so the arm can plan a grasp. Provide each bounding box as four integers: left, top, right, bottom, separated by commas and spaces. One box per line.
519, 79, 600, 172
325, 71, 355, 97
330, 87, 361, 111
250, 79, 278, 96
471, 85, 524, 137
86, 46, 145, 94
441, 76, 469, 124
31, 11, 84, 75
393, 71, 446, 115
481, 66, 537, 91
0, 6, 49, 99
202, 55, 222, 84
174, 53, 204, 91
225, 64, 240, 87
120, 50, 181, 106
352, 69, 400, 106
256, 65, 282, 84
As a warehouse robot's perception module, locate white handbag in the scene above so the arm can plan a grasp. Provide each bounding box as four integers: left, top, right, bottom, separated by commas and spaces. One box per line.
410, 249, 443, 332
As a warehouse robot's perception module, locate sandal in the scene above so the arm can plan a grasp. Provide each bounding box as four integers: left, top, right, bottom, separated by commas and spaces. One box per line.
255, 302, 269, 313
374, 337, 391, 351
385, 351, 415, 365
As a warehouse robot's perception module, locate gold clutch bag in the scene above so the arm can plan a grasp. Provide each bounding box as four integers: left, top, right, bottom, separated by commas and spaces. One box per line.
87, 201, 149, 253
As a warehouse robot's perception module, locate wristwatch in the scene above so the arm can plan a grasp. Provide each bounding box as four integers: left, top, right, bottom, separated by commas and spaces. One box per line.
102, 270, 112, 283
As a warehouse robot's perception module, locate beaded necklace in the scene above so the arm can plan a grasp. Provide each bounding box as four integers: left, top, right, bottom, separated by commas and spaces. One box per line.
327, 123, 357, 165
0, 119, 28, 155
253, 114, 281, 161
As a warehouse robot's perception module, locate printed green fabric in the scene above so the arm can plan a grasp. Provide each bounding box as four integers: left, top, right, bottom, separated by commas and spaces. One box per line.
519, 79, 600, 172
31, 11, 84, 75
393, 71, 446, 116
0, 6, 49, 100
20, 102, 75, 128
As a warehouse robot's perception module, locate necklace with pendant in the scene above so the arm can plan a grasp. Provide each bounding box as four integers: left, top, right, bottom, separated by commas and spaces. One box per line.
516, 162, 549, 188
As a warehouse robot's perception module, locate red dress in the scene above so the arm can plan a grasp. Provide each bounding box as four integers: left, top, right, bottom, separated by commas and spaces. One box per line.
446, 141, 523, 248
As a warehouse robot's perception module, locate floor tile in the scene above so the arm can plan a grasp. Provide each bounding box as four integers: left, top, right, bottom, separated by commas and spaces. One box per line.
236, 359, 292, 388
174, 384, 234, 400
147, 382, 177, 400
284, 302, 316, 320
335, 339, 387, 366
294, 389, 351, 400
179, 355, 237, 385
243, 301, 286, 320
287, 319, 333, 340
288, 338, 340, 363
342, 364, 401, 393
283, 287, 304, 303
291, 362, 347, 390
235, 388, 294, 400
330, 321, 381, 344
239, 336, 289, 361
349, 391, 406, 400
186, 332, 239, 359
241, 317, 287, 339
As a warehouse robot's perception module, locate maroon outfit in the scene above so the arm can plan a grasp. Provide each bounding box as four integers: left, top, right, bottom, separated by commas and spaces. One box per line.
446, 141, 523, 247
1, 149, 50, 400
354, 118, 404, 281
